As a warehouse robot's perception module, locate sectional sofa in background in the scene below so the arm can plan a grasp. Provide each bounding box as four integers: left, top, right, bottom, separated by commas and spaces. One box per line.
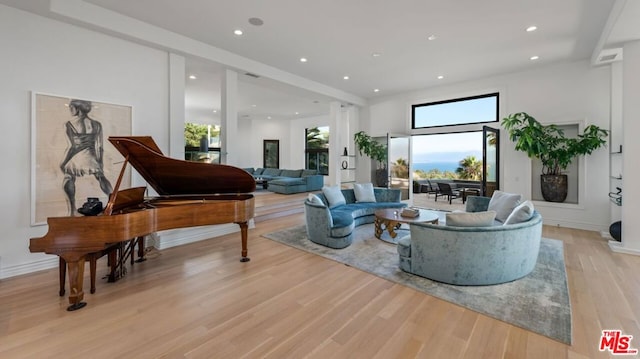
243, 168, 324, 194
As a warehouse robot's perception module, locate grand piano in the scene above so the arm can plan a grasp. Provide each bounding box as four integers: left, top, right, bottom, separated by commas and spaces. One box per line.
30, 136, 256, 311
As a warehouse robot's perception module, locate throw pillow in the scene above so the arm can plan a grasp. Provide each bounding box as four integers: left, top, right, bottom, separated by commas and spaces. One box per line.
353, 183, 376, 203
488, 190, 522, 222
446, 211, 497, 227
322, 185, 346, 208
503, 200, 535, 225
307, 193, 325, 206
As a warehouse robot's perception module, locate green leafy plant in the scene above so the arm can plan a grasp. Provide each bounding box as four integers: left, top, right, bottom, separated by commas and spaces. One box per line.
184, 122, 209, 147
456, 155, 483, 180
502, 112, 608, 175
391, 157, 409, 178
354, 131, 387, 169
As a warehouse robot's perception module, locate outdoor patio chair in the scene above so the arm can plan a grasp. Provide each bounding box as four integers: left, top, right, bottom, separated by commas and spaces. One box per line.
422, 179, 440, 197
434, 182, 460, 204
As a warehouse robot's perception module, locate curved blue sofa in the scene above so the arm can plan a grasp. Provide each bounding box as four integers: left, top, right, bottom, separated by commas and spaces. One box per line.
397, 196, 543, 285
304, 188, 406, 249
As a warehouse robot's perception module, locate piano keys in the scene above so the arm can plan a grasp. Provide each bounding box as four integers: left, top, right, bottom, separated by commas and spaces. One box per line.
30, 136, 256, 311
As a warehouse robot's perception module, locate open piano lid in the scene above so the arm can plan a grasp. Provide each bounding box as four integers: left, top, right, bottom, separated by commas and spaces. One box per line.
108, 136, 256, 195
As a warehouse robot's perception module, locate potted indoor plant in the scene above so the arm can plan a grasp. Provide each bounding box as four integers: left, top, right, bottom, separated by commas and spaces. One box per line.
354, 131, 388, 187
502, 112, 608, 202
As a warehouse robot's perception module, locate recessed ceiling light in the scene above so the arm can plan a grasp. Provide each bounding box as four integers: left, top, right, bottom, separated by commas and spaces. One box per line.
343, 75, 349, 80
428, 35, 437, 41
299, 57, 307, 63
213, 110, 217, 113
526, 26, 537, 32
248, 17, 264, 26
251, 104, 256, 107
437, 75, 444, 79
530, 55, 539, 60
234, 29, 243, 36
373, 88, 380, 93
372, 52, 381, 57
267, 116, 272, 119
295, 112, 299, 115
189, 75, 197, 80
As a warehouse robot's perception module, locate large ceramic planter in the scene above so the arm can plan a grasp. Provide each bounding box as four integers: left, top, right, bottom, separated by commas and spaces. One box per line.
541, 174, 568, 202
375, 169, 388, 187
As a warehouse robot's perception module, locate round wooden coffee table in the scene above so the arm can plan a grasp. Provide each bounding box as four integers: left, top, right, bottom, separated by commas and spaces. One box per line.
374, 208, 439, 241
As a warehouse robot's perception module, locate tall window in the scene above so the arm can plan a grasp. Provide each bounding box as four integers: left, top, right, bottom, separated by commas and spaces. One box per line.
412, 92, 499, 129
305, 126, 329, 175
184, 122, 221, 163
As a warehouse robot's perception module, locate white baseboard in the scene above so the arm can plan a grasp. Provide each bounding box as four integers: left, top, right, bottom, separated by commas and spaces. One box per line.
542, 218, 607, 232
608, 241, 640, 256
155, 223, 248, 250
0, 257, 58, 279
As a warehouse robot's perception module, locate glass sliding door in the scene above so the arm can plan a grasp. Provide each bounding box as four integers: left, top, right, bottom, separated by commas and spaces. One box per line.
388, 133, 411, 200
482, 126, 499, 197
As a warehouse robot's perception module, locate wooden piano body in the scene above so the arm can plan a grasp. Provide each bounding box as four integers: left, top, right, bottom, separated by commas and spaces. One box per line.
30, 136, 256, 311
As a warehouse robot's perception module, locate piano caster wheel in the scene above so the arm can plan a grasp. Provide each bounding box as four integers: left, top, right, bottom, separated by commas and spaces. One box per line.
240, 257, 250, 262
67, 302, 87, 311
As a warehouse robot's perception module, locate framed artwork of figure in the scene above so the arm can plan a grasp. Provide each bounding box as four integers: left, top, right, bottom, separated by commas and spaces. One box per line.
31, 93, 132, 225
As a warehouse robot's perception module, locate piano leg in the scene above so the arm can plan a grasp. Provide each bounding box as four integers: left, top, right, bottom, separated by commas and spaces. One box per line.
59, 257, 66, 296
238, 221, 250, 262
63, 254, 87, 311
135, 236, 146, 263
88, 253, 97, 294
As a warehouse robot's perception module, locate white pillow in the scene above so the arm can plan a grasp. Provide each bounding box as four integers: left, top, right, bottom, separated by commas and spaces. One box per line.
446, 211, 497, 227
503, 200, 535, 225
307, 193, 325, 206
488, 191, 522, 223
353, 183, 376, 203
321, 185, 346, 208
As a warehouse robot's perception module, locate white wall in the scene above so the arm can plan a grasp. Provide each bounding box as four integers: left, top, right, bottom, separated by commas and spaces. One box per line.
243, 118, 292, 169
619, 40, 640, 252
364, 60, 611, 232
0, 6, 169, 277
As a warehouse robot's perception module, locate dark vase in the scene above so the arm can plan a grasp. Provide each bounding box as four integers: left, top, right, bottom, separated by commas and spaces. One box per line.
609, 221, 621, 241
540, 174, 568, 202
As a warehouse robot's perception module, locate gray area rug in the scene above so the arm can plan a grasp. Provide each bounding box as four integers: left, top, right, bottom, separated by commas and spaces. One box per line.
262, 223, 572, 344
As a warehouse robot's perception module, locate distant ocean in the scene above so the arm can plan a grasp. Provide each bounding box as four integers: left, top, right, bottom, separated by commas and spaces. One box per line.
413, 162, 459, 173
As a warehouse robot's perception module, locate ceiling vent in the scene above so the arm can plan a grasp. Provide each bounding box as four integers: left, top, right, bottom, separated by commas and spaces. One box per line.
595, 48, 623, 65
245, 72, 260, 78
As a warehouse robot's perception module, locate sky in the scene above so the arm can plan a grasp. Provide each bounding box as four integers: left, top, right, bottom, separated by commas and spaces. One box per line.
413, 95, 497, 127
412, 131, 483, 163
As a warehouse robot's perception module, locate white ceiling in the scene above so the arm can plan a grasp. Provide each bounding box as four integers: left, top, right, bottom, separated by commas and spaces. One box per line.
3, 0, 638, 124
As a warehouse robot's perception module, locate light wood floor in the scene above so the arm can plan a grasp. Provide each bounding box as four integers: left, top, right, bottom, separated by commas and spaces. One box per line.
1, 191, 638, 358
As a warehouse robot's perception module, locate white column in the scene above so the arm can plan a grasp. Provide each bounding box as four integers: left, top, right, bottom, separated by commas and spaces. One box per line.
329, 101, 342, 186
168, 53, 186, 159
610, 61, 623, 226
221, 69, 239, 164
611, 40, 640, 254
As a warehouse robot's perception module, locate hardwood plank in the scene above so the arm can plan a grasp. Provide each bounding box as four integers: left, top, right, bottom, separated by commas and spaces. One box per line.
1, 191, 640, 358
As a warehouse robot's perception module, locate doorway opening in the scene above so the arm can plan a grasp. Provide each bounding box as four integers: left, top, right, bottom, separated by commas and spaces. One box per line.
411, 128, 498, 209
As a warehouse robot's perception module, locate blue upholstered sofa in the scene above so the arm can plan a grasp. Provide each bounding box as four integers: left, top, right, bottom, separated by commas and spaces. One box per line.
304, 187, 406, 249
397, 195, 542, 285
243, 168, 324, 194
